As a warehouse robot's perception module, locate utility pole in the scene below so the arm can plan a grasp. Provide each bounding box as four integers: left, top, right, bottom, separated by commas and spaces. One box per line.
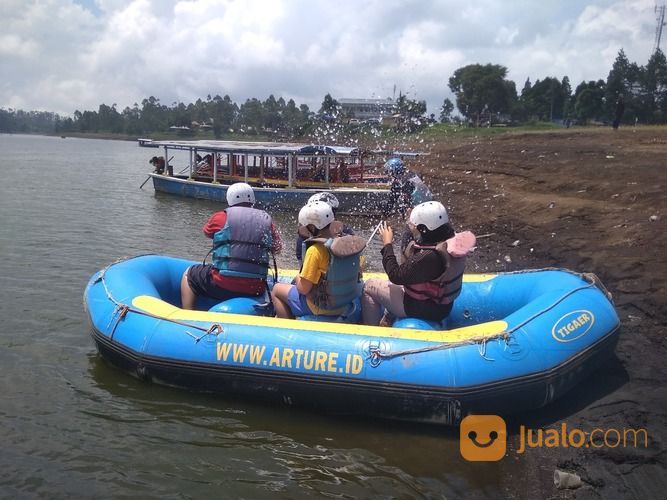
655, 3, 666, 54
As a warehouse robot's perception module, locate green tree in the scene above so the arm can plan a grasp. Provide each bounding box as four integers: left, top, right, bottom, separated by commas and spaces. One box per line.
170, 101, 191, 128
439, 98, 454, 122
318, 94, 340, 117
561, 76, 573, 120
643, 48, 667, 123
394, 93, 427, 130
210, 94, 237, 138
521, 77, 567, 121
237, 98, 264, 133
97, 103, 123, 133
122, 103, 143, 135
574, 80, 606, 123
283, 98, 309, 136
448, 63, 517, 125
263, 94, 284, 132
605, 49, 641, 123
140, 96, 168, 131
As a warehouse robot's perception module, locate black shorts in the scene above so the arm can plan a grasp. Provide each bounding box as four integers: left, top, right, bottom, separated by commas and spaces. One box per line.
186, 264, 244, 302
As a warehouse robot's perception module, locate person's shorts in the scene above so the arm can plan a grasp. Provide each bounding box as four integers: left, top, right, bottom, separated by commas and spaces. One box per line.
287, 285, 314, 317
186, 264, 240, 302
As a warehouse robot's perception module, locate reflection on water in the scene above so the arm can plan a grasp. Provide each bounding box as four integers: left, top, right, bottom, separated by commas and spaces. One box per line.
0, 134, 501, 498
87, 355, 502, 498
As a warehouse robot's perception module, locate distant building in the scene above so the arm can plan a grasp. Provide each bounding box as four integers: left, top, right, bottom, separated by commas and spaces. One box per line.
338, 98, 397, 122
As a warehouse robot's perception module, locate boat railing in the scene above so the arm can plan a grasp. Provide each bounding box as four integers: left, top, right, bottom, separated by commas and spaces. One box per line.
140, 139, 422, 189
188, 154, 388, 188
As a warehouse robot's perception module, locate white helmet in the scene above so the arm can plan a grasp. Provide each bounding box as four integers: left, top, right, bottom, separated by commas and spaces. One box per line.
226, 182, 255, 206
298, 201, 334, 230
308, 192, 339, 210
409, 201, 449, 231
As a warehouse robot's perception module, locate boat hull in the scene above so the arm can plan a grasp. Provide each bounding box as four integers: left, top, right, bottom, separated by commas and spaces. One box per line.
151, 174, 391, 214
90, 326, 618, 424
84, 255, 621, 425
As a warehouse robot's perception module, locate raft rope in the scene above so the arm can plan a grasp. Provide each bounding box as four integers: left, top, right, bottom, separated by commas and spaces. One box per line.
95, 259, 224, 343
367, 269, 603, 364
94, 259, 609, 362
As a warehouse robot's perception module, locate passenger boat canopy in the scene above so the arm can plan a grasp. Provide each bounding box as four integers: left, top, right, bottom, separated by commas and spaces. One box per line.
139, 138, 424, 158
139, 138, 425, 188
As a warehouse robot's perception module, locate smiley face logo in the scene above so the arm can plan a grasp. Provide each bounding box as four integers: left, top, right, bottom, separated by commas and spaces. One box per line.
468, 429, 499, 448
460, 415, 507, 461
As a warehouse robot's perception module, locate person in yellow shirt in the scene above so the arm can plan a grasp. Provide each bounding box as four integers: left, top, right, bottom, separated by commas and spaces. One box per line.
272, 201, 364, 319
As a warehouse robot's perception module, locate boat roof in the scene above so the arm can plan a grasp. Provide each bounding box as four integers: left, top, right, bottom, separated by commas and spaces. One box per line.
139, 139, 426, 158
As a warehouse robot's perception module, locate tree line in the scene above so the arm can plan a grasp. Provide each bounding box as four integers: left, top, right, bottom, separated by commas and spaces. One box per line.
1, 48, 665, 137
442, 49, 667, 126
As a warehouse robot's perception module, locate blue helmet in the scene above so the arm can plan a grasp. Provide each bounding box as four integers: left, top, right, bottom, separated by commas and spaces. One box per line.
384, 157, 405, 175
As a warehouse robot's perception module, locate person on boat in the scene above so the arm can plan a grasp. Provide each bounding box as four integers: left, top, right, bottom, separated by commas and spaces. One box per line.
384, 157, 431, 215
195, 153, 214, 176
180, 182, 283, 310
361, 201, 476, 326
295, 192, 354, 267
272, 201, 365, 319
335, 159, 351, 183
149, 156, 172, 176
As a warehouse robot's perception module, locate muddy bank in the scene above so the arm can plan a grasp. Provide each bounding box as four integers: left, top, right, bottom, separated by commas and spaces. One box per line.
409, 127, 667, 498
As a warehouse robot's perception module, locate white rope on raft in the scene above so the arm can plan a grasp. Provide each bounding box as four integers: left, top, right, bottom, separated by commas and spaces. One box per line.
94, 258, 608, 361
368, 271, 602, 363
94, 257, 224, 342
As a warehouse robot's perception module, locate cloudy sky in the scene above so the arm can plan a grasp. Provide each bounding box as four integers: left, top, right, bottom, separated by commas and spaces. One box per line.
0, 0, 660, 116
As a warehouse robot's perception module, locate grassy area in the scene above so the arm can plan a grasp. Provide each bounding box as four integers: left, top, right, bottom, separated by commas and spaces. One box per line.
419, 121, 565, 139
55, 122, 666, 145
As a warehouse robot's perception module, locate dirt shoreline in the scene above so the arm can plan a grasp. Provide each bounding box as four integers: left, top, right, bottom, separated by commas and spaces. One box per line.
409, 127, 666, 498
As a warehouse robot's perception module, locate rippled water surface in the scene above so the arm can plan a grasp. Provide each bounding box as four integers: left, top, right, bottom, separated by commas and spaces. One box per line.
0, 134, 506, 498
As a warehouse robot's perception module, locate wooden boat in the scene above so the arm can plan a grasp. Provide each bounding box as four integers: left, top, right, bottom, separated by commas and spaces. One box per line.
138, 139, 428, 214
84, 255, 620, 425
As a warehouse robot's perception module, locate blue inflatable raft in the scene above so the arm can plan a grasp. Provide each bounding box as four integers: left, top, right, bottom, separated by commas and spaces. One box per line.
84, 255, 620, 425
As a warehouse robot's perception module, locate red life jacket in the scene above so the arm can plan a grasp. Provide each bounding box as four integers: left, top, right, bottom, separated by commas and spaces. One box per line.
402, 240, 467, 305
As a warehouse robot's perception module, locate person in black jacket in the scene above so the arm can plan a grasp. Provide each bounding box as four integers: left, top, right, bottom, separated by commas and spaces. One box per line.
361, 201, 475, 326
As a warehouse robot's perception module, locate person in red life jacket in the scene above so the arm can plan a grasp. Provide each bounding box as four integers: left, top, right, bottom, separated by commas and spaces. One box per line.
149, 156, 172, 176
180, 182, 283, 310
361, 201, 476, 326
272, 201, 365, 319
150, 156, 164, 174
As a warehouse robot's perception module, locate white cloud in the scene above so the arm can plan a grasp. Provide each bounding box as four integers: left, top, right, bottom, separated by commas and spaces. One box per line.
0, 0, 658, 116
0, 34, 39, 58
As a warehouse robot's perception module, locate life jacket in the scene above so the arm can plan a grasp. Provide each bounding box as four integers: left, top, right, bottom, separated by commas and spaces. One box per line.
212, 206, 273, 279
402, 231, 476, 305
304, 234, 366, 312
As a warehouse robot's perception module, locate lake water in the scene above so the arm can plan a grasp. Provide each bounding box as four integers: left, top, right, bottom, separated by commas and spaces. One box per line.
0, 134, 506, 498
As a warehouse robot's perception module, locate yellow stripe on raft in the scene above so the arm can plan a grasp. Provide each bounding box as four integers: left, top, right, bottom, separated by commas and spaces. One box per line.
132, 295, 507, 343
281, 270, 498, 283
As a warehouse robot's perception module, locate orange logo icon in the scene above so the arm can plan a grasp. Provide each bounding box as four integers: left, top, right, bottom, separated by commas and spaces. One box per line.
460, 415, 507, 461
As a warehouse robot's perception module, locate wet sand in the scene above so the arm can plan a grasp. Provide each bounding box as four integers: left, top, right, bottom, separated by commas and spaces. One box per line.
409, 127, 667, 498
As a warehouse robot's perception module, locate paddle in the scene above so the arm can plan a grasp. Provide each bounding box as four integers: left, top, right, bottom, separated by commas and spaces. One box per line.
140, 156, 174, 189
139, 175, 152, 189
366, 221, 383, 247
